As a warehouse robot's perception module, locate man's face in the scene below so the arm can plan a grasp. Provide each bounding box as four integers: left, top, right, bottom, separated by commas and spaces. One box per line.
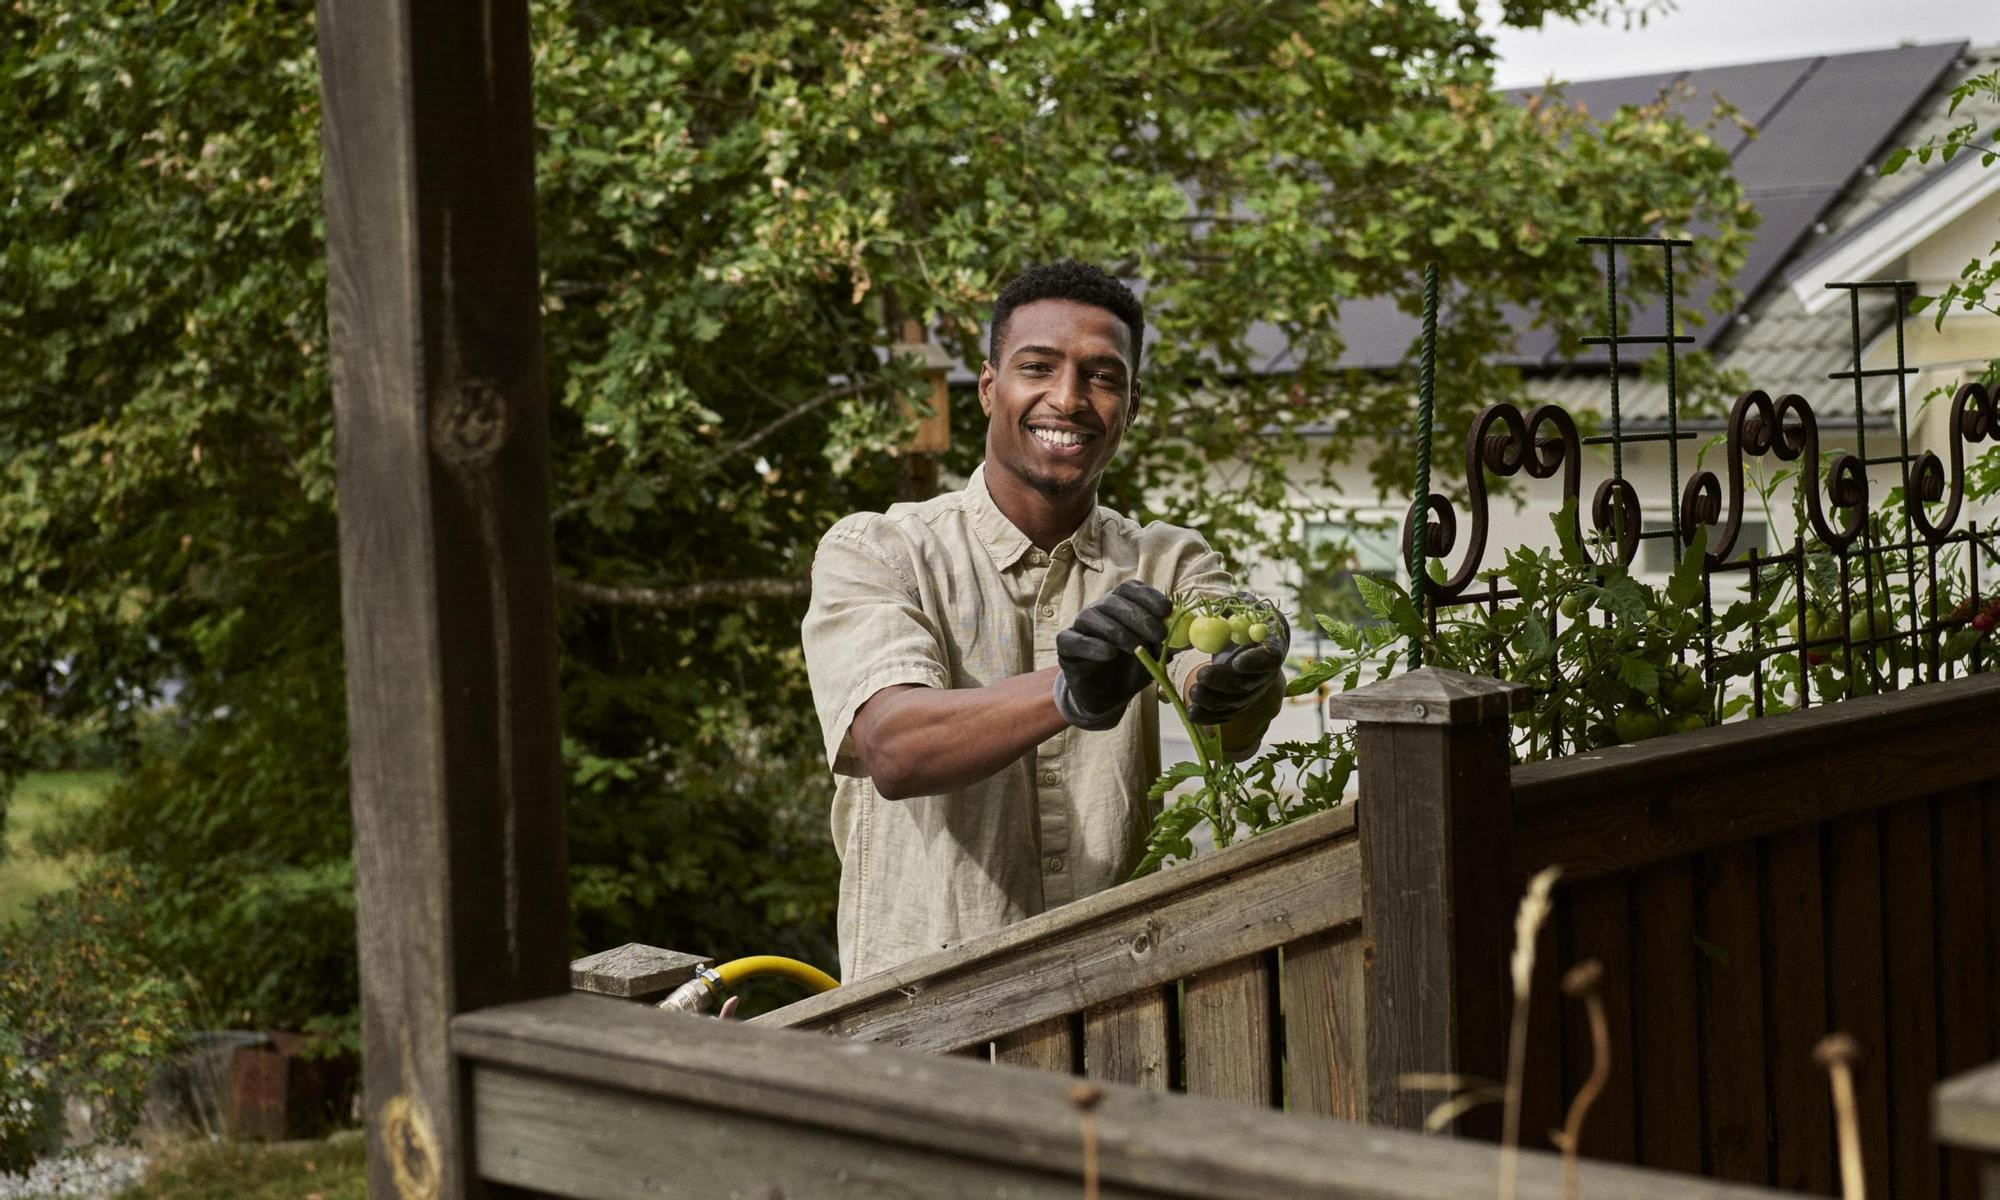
977, 298, 1140, 500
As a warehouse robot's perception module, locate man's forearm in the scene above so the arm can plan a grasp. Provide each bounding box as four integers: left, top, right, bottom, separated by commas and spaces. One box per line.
850, 668, 1071, 800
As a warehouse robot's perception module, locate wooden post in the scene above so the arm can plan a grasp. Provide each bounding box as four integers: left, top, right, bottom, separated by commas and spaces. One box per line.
570, 944, 714, 1006
315, 0, 568, 1196
1326, 668, 1527, 1135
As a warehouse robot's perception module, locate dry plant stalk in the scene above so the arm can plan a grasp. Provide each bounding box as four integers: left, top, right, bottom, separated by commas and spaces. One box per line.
1499, 864, 1562, 1200
1068, 1081, 1105, 1200
1816, 1034, 1867, 1200
1555, 961, 1610, 1200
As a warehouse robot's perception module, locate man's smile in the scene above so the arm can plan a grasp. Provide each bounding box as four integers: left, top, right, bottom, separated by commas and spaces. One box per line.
1027, 423, 1099, 455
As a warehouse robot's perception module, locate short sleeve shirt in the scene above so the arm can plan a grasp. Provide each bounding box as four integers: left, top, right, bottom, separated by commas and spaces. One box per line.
801, 463, 1231, 981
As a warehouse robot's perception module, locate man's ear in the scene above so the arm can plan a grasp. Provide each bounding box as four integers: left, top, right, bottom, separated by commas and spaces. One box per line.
977, 361, 995, 418
1125, 378, 1142, 429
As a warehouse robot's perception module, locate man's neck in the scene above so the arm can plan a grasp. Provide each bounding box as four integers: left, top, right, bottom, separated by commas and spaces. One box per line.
983, 462, 1097, 551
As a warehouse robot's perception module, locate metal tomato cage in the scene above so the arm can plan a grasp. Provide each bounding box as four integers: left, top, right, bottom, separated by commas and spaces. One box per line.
1400, 234, 2000, 755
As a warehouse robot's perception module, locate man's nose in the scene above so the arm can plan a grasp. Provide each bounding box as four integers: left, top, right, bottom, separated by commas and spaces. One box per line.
1053, 367, 1092, 414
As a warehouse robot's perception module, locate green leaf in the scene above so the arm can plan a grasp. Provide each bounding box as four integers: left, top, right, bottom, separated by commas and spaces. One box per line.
1665, 524, 1707, 608
1354, 574, 1425, 642
1617, 655, 1660, 697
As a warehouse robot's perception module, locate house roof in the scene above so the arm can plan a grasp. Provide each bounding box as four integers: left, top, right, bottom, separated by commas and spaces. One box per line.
1524, 42, 1997, 426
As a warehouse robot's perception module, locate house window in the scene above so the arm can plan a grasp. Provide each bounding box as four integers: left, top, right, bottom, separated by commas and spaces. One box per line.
1638, 517, 1770, 576
1299, 518, 1405, 625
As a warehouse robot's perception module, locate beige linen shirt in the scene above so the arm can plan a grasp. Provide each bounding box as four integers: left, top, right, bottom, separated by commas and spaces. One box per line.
802, 464, 1230, 981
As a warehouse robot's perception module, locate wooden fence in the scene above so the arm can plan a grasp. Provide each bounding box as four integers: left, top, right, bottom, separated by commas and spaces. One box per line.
754, 666, 2000, 1199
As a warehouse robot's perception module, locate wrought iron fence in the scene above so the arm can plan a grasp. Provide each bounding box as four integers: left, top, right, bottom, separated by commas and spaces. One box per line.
1399, 234, 2000, 753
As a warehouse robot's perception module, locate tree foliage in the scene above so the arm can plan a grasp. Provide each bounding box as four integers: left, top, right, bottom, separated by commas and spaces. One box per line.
0, 0, 1749, 1026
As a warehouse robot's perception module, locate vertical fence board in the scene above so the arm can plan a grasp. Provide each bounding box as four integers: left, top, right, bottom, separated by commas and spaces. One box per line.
1279, 927, 1364, 1120
1519, 915, 1566, 1158
1762, 827, 1833, 1195
1631, 858, 1704, 1174
1561, 877, 1636, 1164
1083, 988, 1172, 1091
1824, 809, 1893, 1200
994, 1014, 1078, 1075
1183, 955, 1275, 1108
1699, 843, 1769, 1185
1938, 788, 1990, 1198
1883, 797, 1942, 1200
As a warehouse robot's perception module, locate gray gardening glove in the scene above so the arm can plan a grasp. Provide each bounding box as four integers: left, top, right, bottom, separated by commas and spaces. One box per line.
1186, 601, 1290, 726
1054, 581, 1173, 731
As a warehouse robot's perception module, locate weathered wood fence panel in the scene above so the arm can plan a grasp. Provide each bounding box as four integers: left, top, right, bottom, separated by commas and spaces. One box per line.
1504, 673, 2000, 1198
456, 993, 1814, 1200
749, 668, 2000, 1200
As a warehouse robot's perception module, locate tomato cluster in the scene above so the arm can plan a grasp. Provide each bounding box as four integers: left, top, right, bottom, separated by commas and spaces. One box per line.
1164, 594, 1277, 656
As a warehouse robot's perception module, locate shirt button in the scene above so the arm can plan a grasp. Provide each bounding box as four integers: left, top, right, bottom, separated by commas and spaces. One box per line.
1040, 605, 1055, 618
1046, 855, 1065, 874
1041, 771, 1058, 786
1028, 549, 1047, 565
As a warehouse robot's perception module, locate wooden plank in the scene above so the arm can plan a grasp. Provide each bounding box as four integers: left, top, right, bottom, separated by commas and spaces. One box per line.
1938, 1061, 2000, 1157
1761, 828, 1832, 1195
1351, 673, 1518, 1135
1883, 797, 1942, 1200
1084, 988, 1173, 1091
455, 994, 1811, 1200
1823, 809, 1893, 1200
1278, 926, 1364, 1120
1182, 954, 1276, 1108
1698, 843, 1769, 1185
758, 806, 1359, 1050
316, 0, 567, 1195
1519, 912, 1567, 1157
1938, 788, 1992, 1199
996, 1015, 1078, 1075
1512, 672, 2000, 880
1561, 877, 1637, 1164
569, 943, 710, 1003
1631, 858, 1704, 1174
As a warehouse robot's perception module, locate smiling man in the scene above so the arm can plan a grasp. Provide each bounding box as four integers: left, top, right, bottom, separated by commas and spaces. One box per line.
801, 261, 1289, 981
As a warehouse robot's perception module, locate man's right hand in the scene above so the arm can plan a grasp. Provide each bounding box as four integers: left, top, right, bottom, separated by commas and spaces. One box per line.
1054, 581, 1173, 731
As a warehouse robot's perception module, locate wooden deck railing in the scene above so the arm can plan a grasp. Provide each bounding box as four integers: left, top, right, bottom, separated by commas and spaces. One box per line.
456, 991, 1815, 1200
734, 667, 2000, 1200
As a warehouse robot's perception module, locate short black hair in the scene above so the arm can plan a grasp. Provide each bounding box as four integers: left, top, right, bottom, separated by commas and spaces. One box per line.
988, 260, 1145, 371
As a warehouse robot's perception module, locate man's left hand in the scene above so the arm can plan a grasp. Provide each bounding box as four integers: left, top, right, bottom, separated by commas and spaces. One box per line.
1186, 602, 1290, 727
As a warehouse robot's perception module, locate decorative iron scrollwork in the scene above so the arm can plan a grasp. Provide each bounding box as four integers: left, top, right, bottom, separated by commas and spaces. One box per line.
1403, 400, 1649, 604
1909, 381, 1998, 542
1677, 390, 1867, 563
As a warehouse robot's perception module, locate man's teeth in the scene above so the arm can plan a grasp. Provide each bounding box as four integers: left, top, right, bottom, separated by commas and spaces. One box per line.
1032, 428, 1088, 447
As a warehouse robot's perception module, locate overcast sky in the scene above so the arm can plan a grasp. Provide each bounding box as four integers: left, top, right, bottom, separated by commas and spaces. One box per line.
1487, 0, 2000, 87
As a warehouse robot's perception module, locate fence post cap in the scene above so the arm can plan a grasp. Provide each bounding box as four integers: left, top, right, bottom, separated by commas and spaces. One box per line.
1322, 667, 1530, 727
570, 943, 714, 999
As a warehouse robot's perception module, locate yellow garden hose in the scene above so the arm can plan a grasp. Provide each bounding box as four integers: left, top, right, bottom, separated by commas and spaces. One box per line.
656, 955, 839, 1014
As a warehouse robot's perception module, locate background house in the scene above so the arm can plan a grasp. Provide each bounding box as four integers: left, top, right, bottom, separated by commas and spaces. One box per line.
1234, 39, 2000, 748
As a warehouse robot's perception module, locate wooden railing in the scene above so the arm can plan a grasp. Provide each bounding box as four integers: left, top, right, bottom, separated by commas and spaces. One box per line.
759, 795, 1364, 1110
456, 991, 1814, 1200
738, 667, 2000, 1200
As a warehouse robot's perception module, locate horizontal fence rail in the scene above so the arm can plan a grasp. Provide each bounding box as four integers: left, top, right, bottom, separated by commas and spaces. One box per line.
758, 802, 1367, 1115
454, 992, 1814, 1200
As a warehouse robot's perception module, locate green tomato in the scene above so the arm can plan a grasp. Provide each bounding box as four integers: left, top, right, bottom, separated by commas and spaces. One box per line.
1663, 664, 1706, 713
1228, 611, 1251, 636
1165, 608, 1195, 650
1246, 621, 1269, 644
1847, 605, 1894, 644
1612, 707, 1663, 744
1189, 615, 1232, 654
1558, 592, 1585, 620
1668, 712, 1708, 735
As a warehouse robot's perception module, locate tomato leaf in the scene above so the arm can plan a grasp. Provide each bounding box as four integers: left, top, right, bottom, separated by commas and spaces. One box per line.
1354, 574, 1425, 641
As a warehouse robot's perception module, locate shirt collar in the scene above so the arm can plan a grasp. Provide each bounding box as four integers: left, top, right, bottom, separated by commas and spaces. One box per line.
965, 462, 1105, 572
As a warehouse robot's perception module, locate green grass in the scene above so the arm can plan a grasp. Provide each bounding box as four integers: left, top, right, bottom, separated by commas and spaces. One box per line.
113, 1134, 368, 1200
0, 769, 115, 923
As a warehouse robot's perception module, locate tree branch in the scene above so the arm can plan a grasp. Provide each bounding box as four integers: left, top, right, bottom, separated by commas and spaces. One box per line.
556, 574, 810, 610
